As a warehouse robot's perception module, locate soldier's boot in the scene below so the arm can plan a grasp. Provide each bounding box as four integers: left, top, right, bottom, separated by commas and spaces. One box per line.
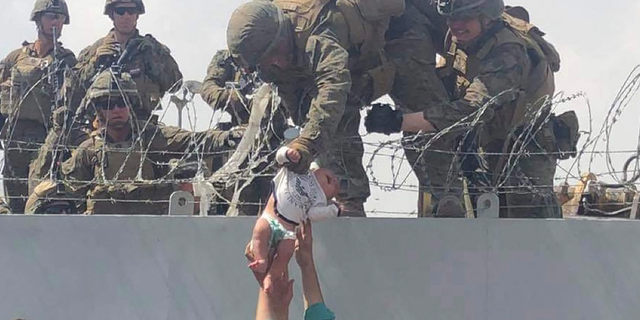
338, 198, 367, 217
434, 195, 466, 218
419, 190, 466, 218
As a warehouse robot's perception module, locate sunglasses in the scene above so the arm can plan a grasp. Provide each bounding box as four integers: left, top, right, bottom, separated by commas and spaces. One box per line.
113, 7, 140, 16
94, 98, 128, 110
42, 12, 66, 21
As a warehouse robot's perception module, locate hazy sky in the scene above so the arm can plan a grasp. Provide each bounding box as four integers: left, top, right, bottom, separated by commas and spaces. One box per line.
1, 0, 639, 215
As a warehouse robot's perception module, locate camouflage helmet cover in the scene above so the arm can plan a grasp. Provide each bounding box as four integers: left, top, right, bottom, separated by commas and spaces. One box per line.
437, 0, 504, 20
104, 0, 146, 15
77, 70, 139, 120
227, 1, 287, 70
31, 0, 70, 25
86, 70, 140, 106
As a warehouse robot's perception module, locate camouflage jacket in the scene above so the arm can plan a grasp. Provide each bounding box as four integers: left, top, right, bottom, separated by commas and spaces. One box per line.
264, 3, 352, 155
201, 49, 250, 125
426, 19, 556, 146
61, 121, 242, 214
65, 29, 183, 119
0, 41, 76, 125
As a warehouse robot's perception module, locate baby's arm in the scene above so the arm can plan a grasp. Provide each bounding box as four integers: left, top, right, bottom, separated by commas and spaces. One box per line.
276, 146, 300, 165
308, 203, 340, 222
264, 239, 296, 294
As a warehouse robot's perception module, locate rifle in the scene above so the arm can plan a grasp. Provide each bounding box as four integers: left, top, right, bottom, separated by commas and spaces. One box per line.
111, 38, 141, 76
48, 27, 65, 114
48, 27, 70, 195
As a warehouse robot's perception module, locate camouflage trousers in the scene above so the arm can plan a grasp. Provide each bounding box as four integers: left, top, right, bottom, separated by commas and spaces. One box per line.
477, 141, 561, 219
386, 4, 462, 217
2, 119, 47, 213
402, 134, 466, 217
316, 107, 369, 217
212, 119, 285, 217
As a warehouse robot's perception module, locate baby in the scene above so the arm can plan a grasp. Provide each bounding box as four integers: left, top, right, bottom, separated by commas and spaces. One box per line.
246, 146, 340, 292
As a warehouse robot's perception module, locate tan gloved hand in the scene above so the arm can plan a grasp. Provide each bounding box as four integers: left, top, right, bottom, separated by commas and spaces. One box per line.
286, 137, 314, 174
94, 41, 119, 66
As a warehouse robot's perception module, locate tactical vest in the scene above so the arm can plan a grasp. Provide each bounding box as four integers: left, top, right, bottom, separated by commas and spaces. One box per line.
86, 131, 175, 215
273, 0, 404, 101
90, 132, 156, 182
442, 13, 559, 142
0, 45, 70, 124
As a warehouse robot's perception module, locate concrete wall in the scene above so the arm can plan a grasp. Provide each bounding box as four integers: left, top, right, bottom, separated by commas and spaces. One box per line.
0, 216, 638, 320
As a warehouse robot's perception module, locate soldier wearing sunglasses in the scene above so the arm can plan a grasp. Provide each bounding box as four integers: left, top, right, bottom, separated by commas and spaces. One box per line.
0, 0, 76, 214
26, 70, 243, 215
65, 0, 182, 120
29, 0, 184, 199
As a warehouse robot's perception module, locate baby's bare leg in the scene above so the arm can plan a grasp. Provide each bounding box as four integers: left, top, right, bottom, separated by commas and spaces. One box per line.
264, 239, 296, 294
248, 217, 272, 274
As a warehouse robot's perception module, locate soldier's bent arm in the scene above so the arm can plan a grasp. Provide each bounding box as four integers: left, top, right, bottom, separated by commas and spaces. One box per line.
0, 51, 19, 108
0, 50, 21, 83
159, 125, 241, 156
422, 43, 530, 131
300, 31, 352, 154
61, 141, 96, 197
201, 50, 236, 111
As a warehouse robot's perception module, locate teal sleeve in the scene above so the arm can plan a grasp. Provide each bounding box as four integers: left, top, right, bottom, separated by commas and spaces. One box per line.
304, 303, 336, 320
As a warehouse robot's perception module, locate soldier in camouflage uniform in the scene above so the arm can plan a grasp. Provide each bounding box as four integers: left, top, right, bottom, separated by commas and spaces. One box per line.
201, 49, 252, 128
27, 105, 93, 195
385, 0, 465, 217
366, 0, 564, 219
201, 49, 289, 216
28, 0, 184, 197
0, 0, 76, 213
65, 0, 183, 117
226, 0, 404, 217
26, 70, 243, 215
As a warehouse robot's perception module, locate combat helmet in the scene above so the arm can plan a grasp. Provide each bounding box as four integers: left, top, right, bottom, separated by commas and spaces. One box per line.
104, 0, 146, 15
227, 1, 287, 70
31, 0, 70, 25
25, 180, 77, 215
437, 0, 504, 20
79, 70, 140, 117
